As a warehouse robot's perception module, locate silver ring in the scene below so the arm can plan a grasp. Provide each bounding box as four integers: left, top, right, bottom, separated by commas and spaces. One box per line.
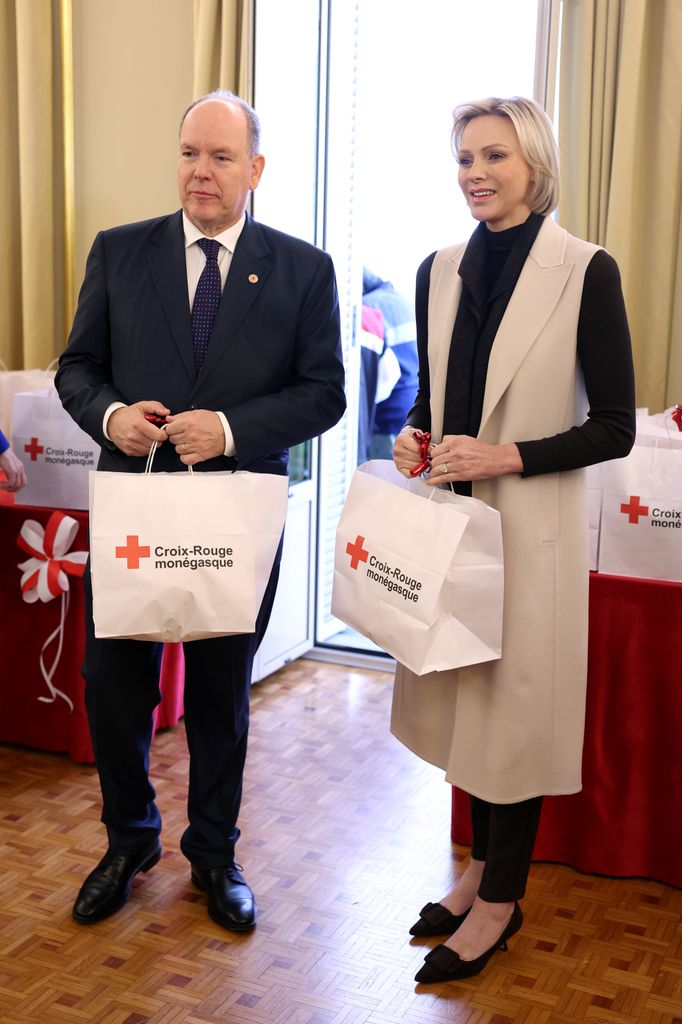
440, 463, 448, 475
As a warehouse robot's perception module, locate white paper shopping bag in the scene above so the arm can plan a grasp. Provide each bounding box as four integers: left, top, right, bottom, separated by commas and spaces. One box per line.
598, 443, 682, 582
12, 387, 100, 509
90, 467, 289, 641
331, 461, 504, 675
0, 362, 56, 439
632, 407, 682, 450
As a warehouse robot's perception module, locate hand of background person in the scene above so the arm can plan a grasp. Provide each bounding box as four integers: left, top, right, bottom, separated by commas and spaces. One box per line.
165, 410, 226, 466
108, 401, 170, 457
393, 426, 428, 477
428, 434, 523, 484
0, 447, 28, 492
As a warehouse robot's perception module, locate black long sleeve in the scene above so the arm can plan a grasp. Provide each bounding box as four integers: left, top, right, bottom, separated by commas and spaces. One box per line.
405, 251, 437, 431
516, 250, 636, 475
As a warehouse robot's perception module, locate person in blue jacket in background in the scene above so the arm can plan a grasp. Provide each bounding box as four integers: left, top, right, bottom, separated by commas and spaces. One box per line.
362, 268, 419, 460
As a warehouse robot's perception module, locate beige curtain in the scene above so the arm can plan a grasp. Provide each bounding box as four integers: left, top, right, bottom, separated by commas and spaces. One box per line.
0, 0, 75, 371
193, 0, 254, 102
558, 0, 682, 411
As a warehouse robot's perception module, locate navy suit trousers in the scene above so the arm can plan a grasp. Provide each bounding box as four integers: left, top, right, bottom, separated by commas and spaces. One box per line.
82, 541, 282, 868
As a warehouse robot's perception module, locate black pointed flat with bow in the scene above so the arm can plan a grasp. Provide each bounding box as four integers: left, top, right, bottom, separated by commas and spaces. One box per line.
409, 901, 470, 937
414, 901, 523, 983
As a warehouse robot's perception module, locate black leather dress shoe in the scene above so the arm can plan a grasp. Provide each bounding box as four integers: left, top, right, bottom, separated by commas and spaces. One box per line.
414, 902, 523, 983
191, 864, 257, 932
409, 902, 470, 936
72, 839, 162, 924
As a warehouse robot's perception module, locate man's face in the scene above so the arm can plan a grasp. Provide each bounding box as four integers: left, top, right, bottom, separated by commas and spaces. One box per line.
178, 100, 264, 236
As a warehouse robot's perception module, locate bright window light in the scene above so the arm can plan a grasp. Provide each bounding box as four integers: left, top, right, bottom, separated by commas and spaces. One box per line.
358, 0, 538, 296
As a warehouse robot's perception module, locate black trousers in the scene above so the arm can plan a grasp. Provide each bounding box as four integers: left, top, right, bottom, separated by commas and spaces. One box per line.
81, 545, 281, 869
470, 795, 544, 903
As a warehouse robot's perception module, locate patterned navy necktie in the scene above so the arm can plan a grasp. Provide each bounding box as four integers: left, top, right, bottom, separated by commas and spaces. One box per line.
191, 238, 222, 372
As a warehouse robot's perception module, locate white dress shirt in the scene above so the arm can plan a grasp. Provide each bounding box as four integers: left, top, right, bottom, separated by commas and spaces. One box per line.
103, 212, 247, 458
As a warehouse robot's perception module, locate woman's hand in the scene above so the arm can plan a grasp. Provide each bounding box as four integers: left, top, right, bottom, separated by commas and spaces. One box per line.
427, 434, 523, 484
393, 427, 429, 478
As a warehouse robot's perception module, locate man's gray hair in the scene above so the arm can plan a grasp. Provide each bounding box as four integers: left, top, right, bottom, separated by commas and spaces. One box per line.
451, 96, 560, 216
180, 90, 261, 157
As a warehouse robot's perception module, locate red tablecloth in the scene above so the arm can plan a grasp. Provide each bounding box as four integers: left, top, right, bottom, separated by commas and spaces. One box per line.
451, 572, 682, 887
0, 500, 184, 762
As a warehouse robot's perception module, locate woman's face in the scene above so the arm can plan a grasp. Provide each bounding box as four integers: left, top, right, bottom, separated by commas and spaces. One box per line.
457, 115, 534, 231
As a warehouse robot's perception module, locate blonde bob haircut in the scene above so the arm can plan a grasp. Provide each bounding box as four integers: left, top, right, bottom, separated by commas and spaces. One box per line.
451, 96, 560, 216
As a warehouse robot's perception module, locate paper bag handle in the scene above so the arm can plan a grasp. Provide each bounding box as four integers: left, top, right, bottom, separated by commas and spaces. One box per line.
145, 438, 193, 475
398, 468, 439, 503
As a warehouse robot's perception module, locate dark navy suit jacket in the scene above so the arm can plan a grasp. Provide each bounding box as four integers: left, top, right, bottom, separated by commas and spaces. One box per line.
56, 211, 345, 474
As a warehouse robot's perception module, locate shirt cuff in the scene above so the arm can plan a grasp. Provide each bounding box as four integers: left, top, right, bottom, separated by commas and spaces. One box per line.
215, 411, 236, 457
103, 402, 127, 441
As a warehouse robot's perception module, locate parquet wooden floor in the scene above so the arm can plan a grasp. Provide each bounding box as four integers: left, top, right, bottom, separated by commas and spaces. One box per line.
1, 658, 680, 1024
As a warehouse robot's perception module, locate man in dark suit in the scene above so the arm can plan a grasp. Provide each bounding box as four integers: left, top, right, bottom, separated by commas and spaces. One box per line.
55, 90, 345, 931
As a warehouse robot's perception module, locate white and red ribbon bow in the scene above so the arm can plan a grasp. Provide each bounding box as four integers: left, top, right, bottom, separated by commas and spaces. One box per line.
18, 511, 87, 603
16, 511, 88, 711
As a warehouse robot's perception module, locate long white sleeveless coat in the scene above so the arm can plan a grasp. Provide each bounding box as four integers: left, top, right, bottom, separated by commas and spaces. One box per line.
391, 217, 600, 801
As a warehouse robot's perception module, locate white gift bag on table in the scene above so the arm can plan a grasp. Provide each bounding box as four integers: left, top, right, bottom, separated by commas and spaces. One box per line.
331, 460, 504, 675
598, 441, 682, 582
12, 387, 100, 509
89, 452, 289, 642
0, 359, 57, 438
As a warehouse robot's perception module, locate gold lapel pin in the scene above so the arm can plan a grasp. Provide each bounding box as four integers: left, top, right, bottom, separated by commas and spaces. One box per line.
248, 274, 259, 284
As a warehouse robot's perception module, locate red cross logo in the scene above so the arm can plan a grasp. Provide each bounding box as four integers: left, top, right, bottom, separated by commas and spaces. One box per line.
115, 535, 151, 569
346, 534, 369, 570
620, 495, 649, 524
24, 437, 44, 461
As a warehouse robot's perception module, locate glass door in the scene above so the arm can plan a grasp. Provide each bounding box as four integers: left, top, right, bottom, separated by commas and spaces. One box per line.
250, 0, 327, 679
252, 0, 552, 665
316, 0, 542, 656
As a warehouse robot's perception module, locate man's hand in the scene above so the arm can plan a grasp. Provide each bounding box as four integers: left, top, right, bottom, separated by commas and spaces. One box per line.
165, 410, 226, 466
427, 434, 523, 484
0, 447, 28, 492
108, 401, 170, 456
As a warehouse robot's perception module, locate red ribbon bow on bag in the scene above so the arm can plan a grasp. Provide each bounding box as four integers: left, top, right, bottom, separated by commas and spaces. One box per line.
671, 405, 682, 432
17, 511, 87, 710
410, 430, 432, 477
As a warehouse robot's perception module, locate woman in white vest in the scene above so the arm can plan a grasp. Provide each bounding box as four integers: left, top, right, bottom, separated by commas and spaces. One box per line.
392, 97, 635, 984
